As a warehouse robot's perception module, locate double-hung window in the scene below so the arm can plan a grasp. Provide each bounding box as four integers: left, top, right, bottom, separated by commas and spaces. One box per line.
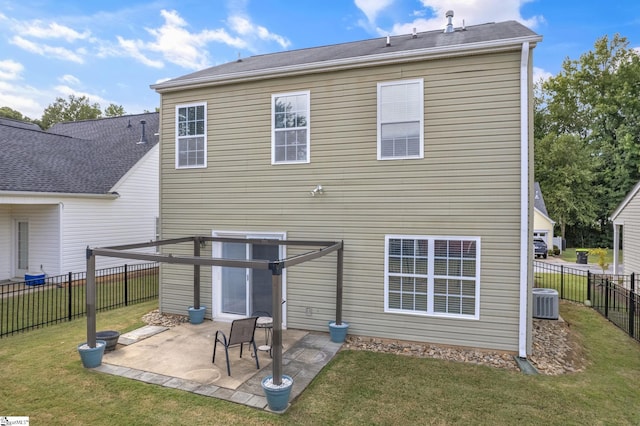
377, 79, 424, 160
385, 235, 480, 319
272, 91, 310, 164
176, 103, 206, 168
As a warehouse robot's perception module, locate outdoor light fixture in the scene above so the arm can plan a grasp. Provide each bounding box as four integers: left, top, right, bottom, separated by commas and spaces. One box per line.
310, 184, 324, 197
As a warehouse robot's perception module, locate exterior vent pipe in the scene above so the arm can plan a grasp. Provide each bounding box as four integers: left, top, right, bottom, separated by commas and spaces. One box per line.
444, 10, 454, 33
137, 120, 148, 144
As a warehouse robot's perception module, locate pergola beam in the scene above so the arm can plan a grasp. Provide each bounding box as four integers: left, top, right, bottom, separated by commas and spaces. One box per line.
84, 236, 345, 386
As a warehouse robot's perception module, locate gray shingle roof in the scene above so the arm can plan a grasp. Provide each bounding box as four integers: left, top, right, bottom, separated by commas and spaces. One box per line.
153, 20, 540, 90
0, 112, 158, 194
534, 182, 550, 217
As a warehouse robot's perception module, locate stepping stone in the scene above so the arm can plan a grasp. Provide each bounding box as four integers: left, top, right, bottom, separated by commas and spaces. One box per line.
118, 325, 168, 345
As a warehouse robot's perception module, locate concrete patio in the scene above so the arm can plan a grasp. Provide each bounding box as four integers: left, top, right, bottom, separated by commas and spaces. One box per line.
93, 320, 343, 412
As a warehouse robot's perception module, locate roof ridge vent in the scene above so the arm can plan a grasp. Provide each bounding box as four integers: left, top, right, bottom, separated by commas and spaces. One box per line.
444, 10, 454, 33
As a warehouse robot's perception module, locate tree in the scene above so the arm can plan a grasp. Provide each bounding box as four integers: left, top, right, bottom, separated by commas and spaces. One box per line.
41, 95, 102, 129
535, 134, 597, 242
0, 106, 29, 121
104, 103, 125, 117
535, 34, 640, 246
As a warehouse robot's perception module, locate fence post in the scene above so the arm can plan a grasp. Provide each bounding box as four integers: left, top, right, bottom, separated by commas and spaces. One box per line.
604, 277, 609, 318
124, 264, 129, 307
67, 272, 73, 321
560, 265, 564, 299
630, 273, 635, 339
587, 271, 591, 303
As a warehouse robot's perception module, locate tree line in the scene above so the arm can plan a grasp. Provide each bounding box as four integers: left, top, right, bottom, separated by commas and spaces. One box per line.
0, 95, 126, 129
535, 34, 640, 248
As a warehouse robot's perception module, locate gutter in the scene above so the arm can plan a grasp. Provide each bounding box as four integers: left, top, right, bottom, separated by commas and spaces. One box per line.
0, 190, 120, 200
518, 41, 531, 359
152, 35, 542, 93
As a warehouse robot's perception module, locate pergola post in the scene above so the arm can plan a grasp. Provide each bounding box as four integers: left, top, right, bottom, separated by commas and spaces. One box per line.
335, 244, 344, 325
271, 263, 283, 385
86, 247, 97, 348
193, 237, 201, 309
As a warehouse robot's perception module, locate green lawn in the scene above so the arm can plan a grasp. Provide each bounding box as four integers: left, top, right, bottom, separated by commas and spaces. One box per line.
534, 272, 588, 302
559, 247, 621, 266
1, 301, 640, 425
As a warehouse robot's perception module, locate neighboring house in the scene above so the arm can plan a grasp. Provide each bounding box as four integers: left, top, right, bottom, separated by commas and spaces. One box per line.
0, 113, 159, 281
533, 182, 555, 249
610, 180, 640, 275
152, 19, 542, 357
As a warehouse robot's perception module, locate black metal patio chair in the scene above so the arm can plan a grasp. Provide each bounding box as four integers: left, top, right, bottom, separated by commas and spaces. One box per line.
212, 316, 260, 376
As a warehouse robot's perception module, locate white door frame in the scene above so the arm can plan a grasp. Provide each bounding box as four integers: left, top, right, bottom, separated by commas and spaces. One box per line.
211, 230, 287, 325
13, 219, 29, 277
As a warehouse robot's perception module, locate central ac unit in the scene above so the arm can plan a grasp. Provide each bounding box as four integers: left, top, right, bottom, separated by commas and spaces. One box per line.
532, 288, 559, 320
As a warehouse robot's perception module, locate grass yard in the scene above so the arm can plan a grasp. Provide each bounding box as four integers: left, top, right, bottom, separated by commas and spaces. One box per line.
534, 272, 588, 302
559, 248, 620, 266
1, 300, 640, 425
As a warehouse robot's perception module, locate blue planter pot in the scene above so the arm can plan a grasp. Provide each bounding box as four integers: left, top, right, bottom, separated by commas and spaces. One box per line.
328, 321, 349, 343
77, 340, 107, 368
188, 306, 206, 324
261, 375, 293, 412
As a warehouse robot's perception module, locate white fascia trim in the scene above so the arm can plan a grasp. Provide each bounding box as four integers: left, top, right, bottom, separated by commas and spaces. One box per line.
518, 41, 530, 359
0, 191, 119, 200
153, 35, 542, 93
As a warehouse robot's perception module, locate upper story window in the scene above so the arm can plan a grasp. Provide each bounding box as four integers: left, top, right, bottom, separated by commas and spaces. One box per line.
384, 235, 480, 320
272, 91, 310, 164
176, 103, 206, 168
377, 79, 424, 160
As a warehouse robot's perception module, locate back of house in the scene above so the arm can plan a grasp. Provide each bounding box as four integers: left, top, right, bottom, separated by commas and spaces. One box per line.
153, 18, 541, 356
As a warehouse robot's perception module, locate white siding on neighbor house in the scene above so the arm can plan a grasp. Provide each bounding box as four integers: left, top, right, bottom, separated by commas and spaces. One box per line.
0, 205, 11, 279
60, 145, 159, 273
7, 204, 61, 277
533, 209, 554, 248
158, 49, 529, 352
616, 191, 640, 276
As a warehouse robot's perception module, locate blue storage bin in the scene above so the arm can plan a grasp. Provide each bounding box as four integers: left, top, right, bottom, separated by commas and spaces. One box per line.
25, 273, 45, 286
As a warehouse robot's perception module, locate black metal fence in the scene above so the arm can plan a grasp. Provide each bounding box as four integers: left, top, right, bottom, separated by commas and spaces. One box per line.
534, 261, 638, 342
0, 263, 159, 338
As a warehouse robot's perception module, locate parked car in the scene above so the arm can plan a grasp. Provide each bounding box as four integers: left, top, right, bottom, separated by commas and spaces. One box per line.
534, 239, 548, 259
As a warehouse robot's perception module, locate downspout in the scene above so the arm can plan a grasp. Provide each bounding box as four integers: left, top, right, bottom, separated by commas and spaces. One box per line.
518, 41, 531, 358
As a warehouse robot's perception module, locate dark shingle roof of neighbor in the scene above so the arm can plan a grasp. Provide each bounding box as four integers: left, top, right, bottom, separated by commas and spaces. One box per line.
153, 20, 540, 90
534, 182, 550, 217
0, 112, 158, 194
0, 117, 42, 130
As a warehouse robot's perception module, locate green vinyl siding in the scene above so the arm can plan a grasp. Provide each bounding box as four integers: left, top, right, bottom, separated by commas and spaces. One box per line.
158, 48, 528, 352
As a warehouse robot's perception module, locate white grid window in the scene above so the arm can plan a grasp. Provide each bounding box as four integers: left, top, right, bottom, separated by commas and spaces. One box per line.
385, 235, 480, 319
377, 79, 424, 160
272, 91, 310, 164
176, 103, 206, 168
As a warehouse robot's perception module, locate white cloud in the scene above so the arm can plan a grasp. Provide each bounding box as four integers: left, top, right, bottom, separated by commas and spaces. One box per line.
355, 0, 395, 24
357, 0, 544, 36
0, 59, 24, 80
10, 35, 85, 63
116, 36, 164, 68
228, 15, 291, 49
114, 9, 249, 70
533, 66, 553, 84
17, 20, 91, 42
59, 74, 81, 86
0, 80, 47, 119
53, 84, 110, 106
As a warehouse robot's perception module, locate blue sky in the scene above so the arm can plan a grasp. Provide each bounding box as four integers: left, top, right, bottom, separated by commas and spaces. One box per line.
1, 0, 639, 119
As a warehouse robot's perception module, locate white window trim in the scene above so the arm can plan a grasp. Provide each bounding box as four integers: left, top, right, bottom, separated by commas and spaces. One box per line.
175, 102, 207, 169
271, 90, 311, 165
377, 79, 424, 160
384, 235, 480, 320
